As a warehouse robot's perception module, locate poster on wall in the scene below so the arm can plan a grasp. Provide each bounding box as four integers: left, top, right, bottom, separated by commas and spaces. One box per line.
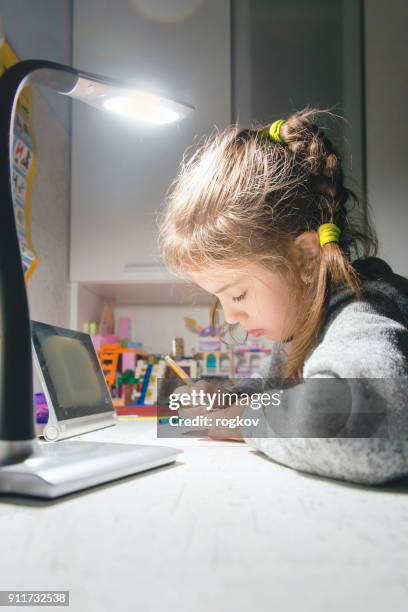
0, 39, 38, 282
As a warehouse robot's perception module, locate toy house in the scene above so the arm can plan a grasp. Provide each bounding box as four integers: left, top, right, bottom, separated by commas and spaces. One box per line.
233, 342, 271, 377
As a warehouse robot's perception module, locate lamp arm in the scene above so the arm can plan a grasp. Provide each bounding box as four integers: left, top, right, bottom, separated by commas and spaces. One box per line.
0, 60, 79, 450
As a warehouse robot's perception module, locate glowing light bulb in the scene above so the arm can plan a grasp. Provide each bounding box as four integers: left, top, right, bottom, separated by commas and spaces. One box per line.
103, 93, 180, 124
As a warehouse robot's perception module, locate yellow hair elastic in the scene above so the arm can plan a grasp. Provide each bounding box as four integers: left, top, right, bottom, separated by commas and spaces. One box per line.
268, 119, 285, 143
318, 223, 341, 246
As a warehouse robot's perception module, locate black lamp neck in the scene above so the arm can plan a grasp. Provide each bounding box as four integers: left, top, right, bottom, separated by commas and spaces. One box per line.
0, 60, 78, 442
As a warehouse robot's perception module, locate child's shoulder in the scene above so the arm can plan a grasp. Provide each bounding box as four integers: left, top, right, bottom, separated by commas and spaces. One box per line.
325, 256, 408, 331
307, 258, 408, 377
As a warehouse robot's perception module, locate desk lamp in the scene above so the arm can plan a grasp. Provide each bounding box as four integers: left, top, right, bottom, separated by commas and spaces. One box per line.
0, 60, 193, 498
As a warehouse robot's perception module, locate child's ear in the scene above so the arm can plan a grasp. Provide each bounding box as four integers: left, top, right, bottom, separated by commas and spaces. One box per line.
290, 231, 320, 283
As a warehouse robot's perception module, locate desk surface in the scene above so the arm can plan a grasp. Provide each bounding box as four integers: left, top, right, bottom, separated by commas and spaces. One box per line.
1, 421, 408, 612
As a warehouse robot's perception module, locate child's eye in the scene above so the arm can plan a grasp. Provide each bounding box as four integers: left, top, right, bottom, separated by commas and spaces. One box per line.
232, 291, 247, 303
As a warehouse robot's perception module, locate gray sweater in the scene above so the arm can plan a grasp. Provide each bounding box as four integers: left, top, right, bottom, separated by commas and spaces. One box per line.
236, 256, 408, 485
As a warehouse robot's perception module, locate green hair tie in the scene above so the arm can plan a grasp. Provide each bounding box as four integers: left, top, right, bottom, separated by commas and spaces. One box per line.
259, 119, 285, 144
268, 119, 285, 143
318, 223, 341, 246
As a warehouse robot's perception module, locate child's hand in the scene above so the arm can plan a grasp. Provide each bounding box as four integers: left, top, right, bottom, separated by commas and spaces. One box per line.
172, 380, 246, 441
207, 403, 247, 441
172, 379, 228, 419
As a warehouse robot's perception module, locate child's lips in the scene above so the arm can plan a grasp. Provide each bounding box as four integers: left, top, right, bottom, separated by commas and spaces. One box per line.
248, 329, 264, 337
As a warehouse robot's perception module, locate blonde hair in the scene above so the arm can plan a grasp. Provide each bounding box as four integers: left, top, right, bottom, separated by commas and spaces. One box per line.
157, 106, 378, 379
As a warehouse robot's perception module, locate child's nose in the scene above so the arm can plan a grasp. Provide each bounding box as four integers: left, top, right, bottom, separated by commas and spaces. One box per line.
223, 305, 247, 327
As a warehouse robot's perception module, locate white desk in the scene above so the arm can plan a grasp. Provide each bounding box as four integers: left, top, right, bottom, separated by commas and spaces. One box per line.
1, 421, 408, 612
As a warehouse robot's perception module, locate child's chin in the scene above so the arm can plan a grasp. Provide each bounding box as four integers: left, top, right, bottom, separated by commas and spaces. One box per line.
264, 331, 290, 342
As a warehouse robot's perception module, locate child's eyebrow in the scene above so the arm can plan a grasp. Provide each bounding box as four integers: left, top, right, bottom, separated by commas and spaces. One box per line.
214, 280, 240, 294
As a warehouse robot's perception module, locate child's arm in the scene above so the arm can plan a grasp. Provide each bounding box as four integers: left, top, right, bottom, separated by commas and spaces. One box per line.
242, 432, 408, 485
237, 334, 408, 484
234, 373, 408, 485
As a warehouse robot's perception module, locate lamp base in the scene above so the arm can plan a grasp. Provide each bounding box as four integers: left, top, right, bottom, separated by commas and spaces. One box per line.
0, 439, 39, 466
0, 440, 182, 498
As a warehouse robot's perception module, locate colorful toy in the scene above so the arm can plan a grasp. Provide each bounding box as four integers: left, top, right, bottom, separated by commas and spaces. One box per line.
234, 342, 271, 377
35, 392, 48, 424
184, 317, 203, 334
91, 333, 119, 351
118, 369, 139, 405
171, 337, 185, 358
99, 301, 115, 335
118, 316, 131, 342
88, 321, 98, 336
199, 348, 231, 376
127, 341, 143, 349
122, 351, 136, 372
97, 344, 148, 392
183, 305, 272, 378
191, 316, 230, 377
134, 358, 167, 405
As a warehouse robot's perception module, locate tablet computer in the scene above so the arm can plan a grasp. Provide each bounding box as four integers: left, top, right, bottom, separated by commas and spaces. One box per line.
31, 320, 117, 441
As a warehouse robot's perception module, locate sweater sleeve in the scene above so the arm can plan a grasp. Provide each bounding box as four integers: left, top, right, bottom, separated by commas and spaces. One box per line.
240, 375, 408, 485
239, 302, 408, 485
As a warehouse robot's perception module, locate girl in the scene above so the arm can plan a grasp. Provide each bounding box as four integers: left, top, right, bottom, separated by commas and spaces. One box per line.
157, 107, 408, 486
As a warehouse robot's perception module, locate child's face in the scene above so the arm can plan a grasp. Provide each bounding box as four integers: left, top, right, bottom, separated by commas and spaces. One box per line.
190, 261, 301, 342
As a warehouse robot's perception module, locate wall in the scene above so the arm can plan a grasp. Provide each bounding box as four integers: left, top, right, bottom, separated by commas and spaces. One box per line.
70, 0, 231, 282
1, 0, 73, 324
28, 90, 71, 330
364, 0, 408, 275
0, 0, 72, 131
0, 0, 73, 389
115, 305, 213, 356
232, 0, 364, 196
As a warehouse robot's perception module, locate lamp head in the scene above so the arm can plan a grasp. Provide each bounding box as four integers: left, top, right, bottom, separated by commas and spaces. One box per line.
67, 75, 194, 124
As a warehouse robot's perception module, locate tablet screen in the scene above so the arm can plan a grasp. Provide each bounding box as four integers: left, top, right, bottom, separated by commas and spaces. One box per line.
32, 320, 113, 421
